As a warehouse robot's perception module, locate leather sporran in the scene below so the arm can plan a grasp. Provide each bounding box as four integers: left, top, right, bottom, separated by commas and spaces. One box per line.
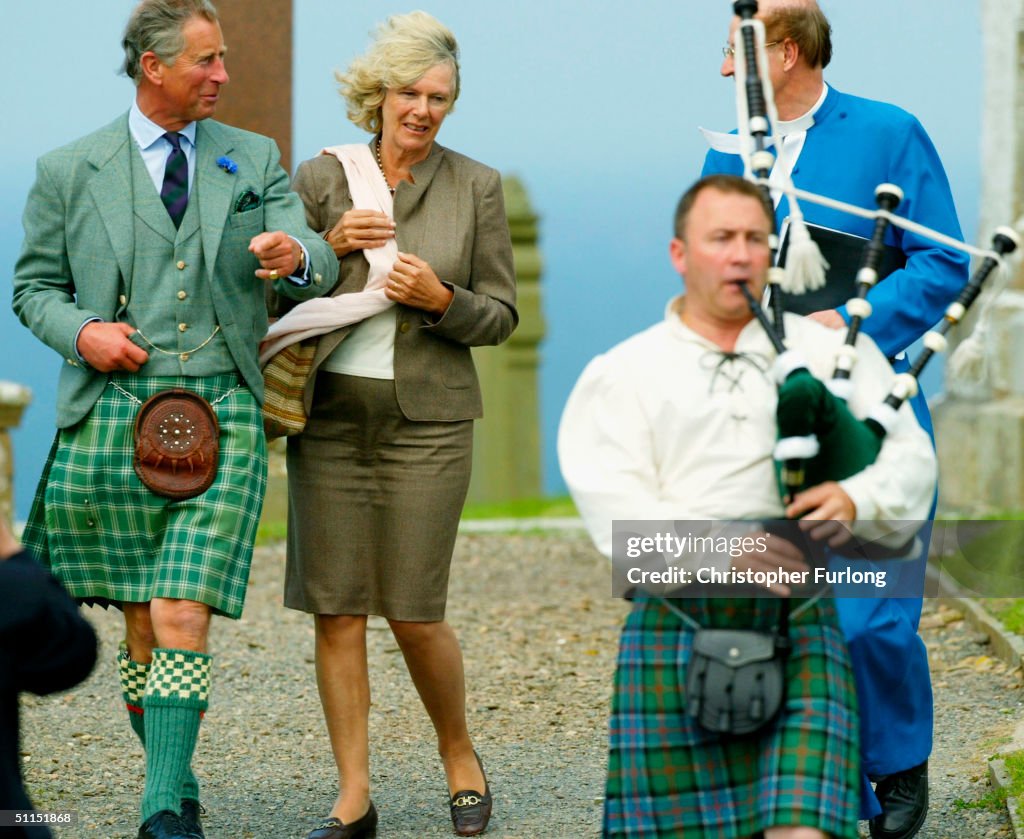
133, 389, 220, 500
262, 338, 317, 439
685, 627, 788, 737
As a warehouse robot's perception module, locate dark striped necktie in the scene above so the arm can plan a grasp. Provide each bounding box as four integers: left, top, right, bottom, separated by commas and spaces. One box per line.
160, 132, 189, 228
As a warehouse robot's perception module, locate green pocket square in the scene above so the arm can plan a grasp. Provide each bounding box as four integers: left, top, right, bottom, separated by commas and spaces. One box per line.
234, 189, 262, 213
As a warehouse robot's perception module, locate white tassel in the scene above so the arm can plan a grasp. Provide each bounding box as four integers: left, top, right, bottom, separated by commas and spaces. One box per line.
947, 246, 1015, 382
947, 326, 987, 381
782, 217, 829, 293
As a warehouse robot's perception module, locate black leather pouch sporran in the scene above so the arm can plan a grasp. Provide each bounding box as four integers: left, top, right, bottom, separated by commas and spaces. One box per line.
685, 627, 788, 736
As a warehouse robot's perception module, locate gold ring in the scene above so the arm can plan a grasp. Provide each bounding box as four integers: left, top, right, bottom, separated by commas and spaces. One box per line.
268, 269, 279, 280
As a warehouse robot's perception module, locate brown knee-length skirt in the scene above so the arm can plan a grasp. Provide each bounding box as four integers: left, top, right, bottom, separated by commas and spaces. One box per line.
284, 373, 473, 621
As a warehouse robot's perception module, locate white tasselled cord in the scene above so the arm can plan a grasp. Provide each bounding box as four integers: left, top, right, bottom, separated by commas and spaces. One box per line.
947, 222, 1024, 381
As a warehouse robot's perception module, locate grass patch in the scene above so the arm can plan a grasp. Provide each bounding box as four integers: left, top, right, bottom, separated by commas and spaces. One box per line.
460, 496, 578, 520
256, 520, 288, 546
985, 599, 1024, 636
952, 787, 1007, 813
255, 496, 578, 545
932, 519, 1024, 597
937, 510, 1024, 521
1004, 750, 1024, 823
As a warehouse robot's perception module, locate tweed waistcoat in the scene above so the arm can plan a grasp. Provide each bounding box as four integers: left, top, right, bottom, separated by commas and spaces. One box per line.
126, 145, 234, 376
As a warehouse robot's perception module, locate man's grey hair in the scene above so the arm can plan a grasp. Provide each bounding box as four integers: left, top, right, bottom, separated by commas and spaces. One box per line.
121, 0, 219, 85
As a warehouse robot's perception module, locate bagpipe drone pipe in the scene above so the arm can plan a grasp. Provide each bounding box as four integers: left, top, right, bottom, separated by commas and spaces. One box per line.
730, 0, 827, 342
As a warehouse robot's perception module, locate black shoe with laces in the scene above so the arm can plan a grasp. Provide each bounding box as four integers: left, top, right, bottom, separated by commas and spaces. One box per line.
137, 809, 202, 839
870, 759, 928, 839
180, 799, 205, 838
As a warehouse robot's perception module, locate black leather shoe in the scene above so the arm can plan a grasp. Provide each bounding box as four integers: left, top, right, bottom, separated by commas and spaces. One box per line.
180, 799, 205, 838
449, 752, 493, 836
870, 759, 928, 839
137, 810, 201, 839
305, 801, 378, 839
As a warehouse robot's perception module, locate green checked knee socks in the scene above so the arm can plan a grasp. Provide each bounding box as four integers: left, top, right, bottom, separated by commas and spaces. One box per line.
119, 645, 209, 820
118, 643, 149, 744
140, 648, 212, 820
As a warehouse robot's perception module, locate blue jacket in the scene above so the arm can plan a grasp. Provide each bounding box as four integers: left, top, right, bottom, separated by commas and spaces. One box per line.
703, 86, 969, 361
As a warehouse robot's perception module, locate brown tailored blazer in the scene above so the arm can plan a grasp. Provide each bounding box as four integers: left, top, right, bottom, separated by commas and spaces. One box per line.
286, 140, 518, 422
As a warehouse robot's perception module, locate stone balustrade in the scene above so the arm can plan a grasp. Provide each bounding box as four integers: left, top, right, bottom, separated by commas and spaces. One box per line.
0, 381, 32, 526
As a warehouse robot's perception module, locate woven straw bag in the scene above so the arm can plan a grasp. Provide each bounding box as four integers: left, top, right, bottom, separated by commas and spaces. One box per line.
262, 338, 317, 439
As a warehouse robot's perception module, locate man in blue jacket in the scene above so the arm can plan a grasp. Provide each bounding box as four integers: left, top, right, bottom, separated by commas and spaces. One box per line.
702, 2, 969, 838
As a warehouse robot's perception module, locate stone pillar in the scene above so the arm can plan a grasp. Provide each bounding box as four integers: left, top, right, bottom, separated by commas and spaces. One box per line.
933, 0, 1024, 513
213, 0, 293, 172
212, 0, 294, 530
0, 382, 32, 526
467, 176, 545, 504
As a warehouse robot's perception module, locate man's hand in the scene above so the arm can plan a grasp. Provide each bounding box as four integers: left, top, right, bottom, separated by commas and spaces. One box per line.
324, 209, 395, 258
250, 231, 301, 281
786, 481, 856, 547
386, 251, 454, 316
77, 322, 149, 372
731, 530, 811, 596
806, 309, 845, 329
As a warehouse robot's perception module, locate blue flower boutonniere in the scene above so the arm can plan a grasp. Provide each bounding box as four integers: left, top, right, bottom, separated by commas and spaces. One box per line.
217, 156, 238, 174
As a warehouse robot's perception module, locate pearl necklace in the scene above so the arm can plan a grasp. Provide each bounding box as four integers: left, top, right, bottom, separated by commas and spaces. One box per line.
375, 139, 396, 196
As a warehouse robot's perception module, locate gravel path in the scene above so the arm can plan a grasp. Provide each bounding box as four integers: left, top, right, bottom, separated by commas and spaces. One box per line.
18, 531, 1021, 838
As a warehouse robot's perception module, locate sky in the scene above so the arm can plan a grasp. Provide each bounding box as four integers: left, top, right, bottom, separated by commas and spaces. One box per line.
1, 1, 983, 519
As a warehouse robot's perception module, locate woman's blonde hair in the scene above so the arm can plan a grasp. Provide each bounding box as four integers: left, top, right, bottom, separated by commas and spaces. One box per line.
336, 11, 460, 134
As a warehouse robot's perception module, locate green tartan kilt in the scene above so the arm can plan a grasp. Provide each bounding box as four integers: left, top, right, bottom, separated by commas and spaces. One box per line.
23, 374, 267, 619
604, 595, 860, 839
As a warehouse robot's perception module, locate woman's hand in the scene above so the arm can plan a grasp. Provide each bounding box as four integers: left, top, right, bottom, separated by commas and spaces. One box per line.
386, 252, 454, 316
324, 210, 396, 258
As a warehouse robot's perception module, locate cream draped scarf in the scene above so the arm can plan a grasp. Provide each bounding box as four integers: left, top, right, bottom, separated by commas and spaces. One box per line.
258, 143, 397, 366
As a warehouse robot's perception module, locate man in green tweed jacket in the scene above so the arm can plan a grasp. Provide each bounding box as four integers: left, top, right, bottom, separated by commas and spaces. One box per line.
11, 2, 334, 838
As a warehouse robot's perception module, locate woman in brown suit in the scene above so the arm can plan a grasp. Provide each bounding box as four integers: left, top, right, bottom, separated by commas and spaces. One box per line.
284, 12, 517, 839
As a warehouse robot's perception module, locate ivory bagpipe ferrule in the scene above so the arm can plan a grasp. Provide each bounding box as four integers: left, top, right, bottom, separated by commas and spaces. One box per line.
832, 184, 904, 384
868, 225, 1022, 427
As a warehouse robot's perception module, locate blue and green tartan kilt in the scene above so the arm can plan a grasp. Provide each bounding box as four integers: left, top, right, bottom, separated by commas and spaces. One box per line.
22, 374, 267, 619
604, 595, 860, 839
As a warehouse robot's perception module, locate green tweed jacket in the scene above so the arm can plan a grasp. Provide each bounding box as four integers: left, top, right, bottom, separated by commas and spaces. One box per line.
12, 113, 336, 428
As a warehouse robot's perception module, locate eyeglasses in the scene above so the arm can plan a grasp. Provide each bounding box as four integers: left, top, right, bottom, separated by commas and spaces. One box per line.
722, 40, 781, 58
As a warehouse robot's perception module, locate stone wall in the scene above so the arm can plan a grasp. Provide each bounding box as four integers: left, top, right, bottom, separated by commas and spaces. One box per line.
933, 0, 1024, 513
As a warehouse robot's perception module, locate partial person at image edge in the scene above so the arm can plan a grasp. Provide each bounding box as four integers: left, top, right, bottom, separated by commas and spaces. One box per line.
0, 516, 98, 839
